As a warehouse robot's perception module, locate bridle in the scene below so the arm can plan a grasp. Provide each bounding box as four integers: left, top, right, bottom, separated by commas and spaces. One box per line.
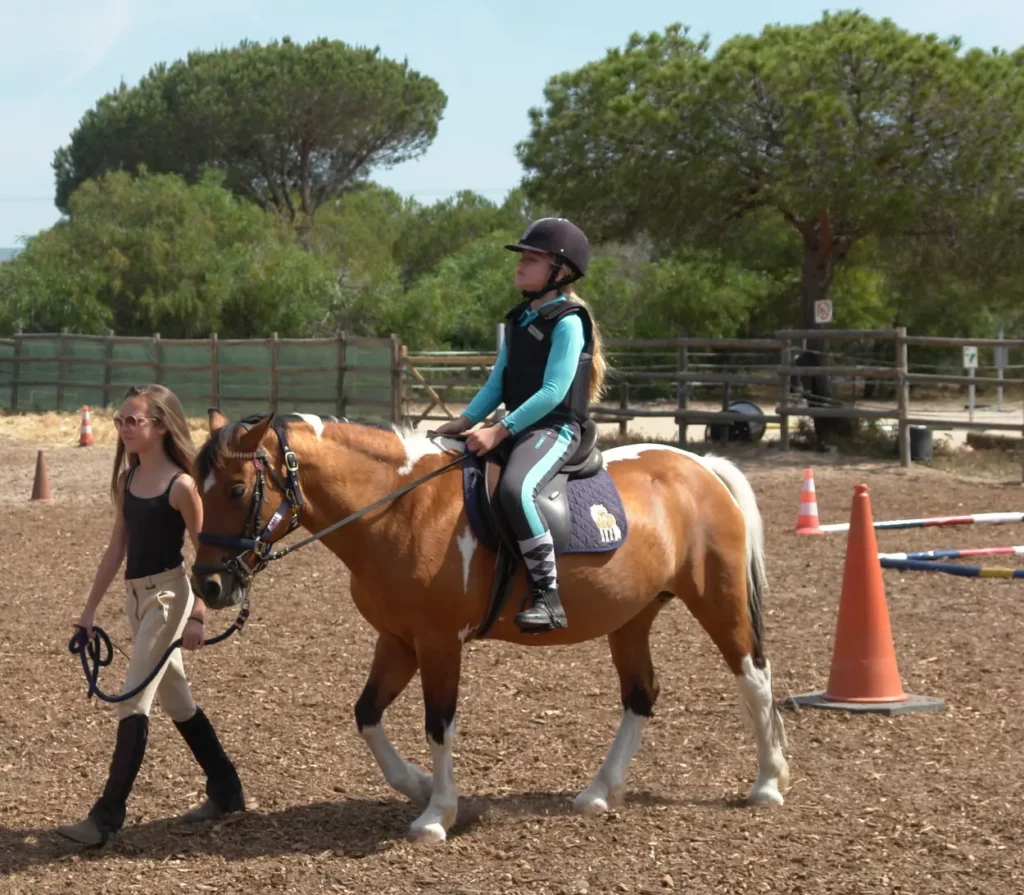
195, 421, 306, 592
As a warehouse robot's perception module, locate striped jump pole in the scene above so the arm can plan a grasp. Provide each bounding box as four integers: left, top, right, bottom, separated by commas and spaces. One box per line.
819, 511, 1024, 534
878, 546, 1024, 562
879, 557, 1024, 579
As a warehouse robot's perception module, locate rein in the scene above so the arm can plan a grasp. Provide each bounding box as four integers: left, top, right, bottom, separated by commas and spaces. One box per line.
67, 598, 250, 703
197, 426, 472, 582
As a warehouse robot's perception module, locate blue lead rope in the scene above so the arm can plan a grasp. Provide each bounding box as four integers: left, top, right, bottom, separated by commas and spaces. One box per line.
67, 601, 250, 703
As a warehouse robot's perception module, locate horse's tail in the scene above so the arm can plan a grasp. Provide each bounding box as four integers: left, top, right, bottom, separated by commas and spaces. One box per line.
701, 454, 769, 667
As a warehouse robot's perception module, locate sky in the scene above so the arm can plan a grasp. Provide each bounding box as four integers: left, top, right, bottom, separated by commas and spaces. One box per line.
1, 0, 1022, 248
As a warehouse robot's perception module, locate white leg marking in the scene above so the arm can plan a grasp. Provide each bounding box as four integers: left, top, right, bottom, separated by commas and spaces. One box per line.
736, 656, 789, 806
455, 525, 477, 594
574, 709, 648, 816
360, 723, 432, 806
457, 623, 474, 643
294, 413, 325, 441
409, 719, 458, 844
203, 470, 217, 494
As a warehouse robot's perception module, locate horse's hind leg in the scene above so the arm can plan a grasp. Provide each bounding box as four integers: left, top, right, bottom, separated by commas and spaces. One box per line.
354, 633, 432, 807
575, 598, 667, 816
676, 559, 789, 807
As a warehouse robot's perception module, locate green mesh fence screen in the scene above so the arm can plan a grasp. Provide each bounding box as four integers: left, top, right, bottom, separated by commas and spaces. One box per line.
0, 333, 398, 423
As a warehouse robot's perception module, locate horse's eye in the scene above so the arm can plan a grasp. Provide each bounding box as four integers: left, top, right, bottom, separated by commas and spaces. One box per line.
230, 483, 247, 500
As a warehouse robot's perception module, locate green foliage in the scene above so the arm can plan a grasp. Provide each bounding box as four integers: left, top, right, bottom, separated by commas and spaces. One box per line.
518, 12, 1024, 327
53, 37, 447, 222
1, 170, 337, 337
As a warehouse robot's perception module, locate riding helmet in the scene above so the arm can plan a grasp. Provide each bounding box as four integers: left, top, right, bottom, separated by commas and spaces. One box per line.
505, 217, 590, 278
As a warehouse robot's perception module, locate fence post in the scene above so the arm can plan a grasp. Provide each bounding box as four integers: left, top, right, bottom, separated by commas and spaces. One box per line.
210, 333, 219, 410
677, 331, 688, 446
11, 331, 22, 412
102, 330, 115, 408
152, 332, 162, 386
896, 326, 910, 468
778, 337, 790, 452
389, 334, 404, 427
56, 327, 68, 411
618, 380, 629, 437
335, 331, 347, 418
269, 332, 279, 413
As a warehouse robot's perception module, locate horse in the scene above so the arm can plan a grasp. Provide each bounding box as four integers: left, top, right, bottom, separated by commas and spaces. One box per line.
192, 410, 790, 844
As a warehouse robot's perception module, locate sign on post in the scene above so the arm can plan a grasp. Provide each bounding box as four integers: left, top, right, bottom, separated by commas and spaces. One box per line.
962, 346, 978, 369
814, 299, 833, 324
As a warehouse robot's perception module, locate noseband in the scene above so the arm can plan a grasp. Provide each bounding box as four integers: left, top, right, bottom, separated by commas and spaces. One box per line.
195, 423, 305, 590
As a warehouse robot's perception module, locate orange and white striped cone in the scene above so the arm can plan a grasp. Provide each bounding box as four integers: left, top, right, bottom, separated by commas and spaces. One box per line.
78, 405, 94, 447
794, 468, 823, 534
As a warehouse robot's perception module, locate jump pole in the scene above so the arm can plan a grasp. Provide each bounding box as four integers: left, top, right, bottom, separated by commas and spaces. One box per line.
819, 511, 1024, 534
878, 546, 1024, 562
879, 557, 1024, 579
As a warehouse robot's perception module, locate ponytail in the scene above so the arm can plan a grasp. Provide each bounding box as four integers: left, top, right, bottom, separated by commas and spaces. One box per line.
565, 287, 607, 404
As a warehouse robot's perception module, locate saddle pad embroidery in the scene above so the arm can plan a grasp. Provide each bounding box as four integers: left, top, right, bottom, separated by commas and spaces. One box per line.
462, 458, 628, 555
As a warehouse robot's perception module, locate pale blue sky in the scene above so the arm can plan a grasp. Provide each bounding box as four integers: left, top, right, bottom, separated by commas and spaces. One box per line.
1, 0, 1022, 247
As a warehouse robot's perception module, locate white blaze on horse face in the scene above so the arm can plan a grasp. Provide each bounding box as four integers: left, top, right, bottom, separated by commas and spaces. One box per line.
294, 413, 325, 441
203, 470, 217, 494
573, 709, 648, 816
736, 656, 789, 806
360, 723, 433, 806
409, 719, 459, 844
455, 525, 477, 594
396, 432, 465, 477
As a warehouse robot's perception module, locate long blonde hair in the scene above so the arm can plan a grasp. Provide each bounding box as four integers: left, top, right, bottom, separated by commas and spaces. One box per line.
564, 285, 607, 404
110, 384, 197, 502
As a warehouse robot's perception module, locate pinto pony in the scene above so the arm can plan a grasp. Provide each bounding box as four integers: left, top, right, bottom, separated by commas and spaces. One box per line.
193, 411, 789, 843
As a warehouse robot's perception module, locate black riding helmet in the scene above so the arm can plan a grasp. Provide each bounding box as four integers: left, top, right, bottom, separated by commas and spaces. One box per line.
505, 217, 589, 299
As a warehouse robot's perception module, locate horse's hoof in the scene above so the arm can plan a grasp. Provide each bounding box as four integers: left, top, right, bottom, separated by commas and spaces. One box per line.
747, 783, 785, 807
574, 784, 623, 816
408, 821, 447, 844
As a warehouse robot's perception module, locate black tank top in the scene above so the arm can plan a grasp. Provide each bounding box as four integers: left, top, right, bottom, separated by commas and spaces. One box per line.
122, 467, 187, 580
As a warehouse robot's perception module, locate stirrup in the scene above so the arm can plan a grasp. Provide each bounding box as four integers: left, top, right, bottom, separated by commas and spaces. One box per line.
514, 588, 567, 633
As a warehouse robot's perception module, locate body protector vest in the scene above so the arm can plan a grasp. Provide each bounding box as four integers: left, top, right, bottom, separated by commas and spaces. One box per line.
501, 299, 594, 425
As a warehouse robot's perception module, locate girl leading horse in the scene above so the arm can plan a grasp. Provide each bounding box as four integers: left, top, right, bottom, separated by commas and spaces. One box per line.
192, 412, 790, 844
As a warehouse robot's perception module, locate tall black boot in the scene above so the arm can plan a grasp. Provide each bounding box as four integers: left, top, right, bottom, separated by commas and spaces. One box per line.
174, 706, 245, 822
57, 713, 149, 846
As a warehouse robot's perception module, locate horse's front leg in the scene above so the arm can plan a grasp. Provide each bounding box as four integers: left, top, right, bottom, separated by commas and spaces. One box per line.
408, 639, 462, 844
355, 633, 432, 806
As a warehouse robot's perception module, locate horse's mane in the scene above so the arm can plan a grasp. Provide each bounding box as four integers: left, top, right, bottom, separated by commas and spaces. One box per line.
195, 412, 396, 482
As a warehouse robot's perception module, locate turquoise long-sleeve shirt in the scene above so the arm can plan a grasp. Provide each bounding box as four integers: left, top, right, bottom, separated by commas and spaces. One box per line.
462, 297, 585, 435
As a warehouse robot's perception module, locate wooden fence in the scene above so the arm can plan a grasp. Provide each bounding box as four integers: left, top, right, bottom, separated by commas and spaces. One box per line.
0, 329, 401, 422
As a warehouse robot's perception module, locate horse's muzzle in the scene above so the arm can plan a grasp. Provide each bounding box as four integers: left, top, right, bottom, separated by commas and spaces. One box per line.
191, 567, 245, 610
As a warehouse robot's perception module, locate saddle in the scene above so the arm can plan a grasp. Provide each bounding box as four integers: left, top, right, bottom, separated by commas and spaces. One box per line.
458, 419, 628, 639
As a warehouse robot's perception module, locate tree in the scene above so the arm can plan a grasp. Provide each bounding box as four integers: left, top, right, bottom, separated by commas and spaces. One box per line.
1, 170, 338, 338
517, 12, 1024, 332
54, 37, 447, 230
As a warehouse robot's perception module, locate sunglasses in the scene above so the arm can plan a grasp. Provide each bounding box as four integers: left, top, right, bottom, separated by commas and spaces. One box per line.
113, 414, 159, 431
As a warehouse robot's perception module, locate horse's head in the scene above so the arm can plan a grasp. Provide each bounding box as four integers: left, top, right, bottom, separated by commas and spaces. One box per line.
192, 409, 286, 610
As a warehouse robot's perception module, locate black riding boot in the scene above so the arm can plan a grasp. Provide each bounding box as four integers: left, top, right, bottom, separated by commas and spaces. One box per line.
57, 713, 149, 846
514, 586, 568, 633
174, 706, 245, 822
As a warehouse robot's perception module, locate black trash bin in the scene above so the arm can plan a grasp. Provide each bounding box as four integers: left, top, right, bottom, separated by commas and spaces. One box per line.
909, 426, 933, 461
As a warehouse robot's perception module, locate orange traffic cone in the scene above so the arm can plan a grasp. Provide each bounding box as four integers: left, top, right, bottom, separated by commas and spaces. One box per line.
785, 484, 944, 715
31, 450, 53, 503
794, 468, 823, 534
78, 405, 94, 447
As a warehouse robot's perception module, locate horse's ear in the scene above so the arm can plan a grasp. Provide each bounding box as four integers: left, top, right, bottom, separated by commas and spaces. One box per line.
235, 415, 272, 453
208, 408, 228, 433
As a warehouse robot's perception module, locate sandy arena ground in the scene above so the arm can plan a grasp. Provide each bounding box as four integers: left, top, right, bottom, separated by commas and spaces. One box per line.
1, 414, 1023, 894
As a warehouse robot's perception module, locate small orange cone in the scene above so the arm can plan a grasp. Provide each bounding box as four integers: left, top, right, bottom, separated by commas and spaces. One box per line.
785, 484, 944, 715
794, 468, 823, 534
78, 405, 94, 447
31, 450, 53, 503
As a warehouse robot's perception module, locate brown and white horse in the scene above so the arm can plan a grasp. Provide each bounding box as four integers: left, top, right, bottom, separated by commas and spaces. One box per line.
193, 411, 789, 843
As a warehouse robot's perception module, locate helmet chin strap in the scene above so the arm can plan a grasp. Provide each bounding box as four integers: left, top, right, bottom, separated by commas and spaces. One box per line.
520, 259, 582, 300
